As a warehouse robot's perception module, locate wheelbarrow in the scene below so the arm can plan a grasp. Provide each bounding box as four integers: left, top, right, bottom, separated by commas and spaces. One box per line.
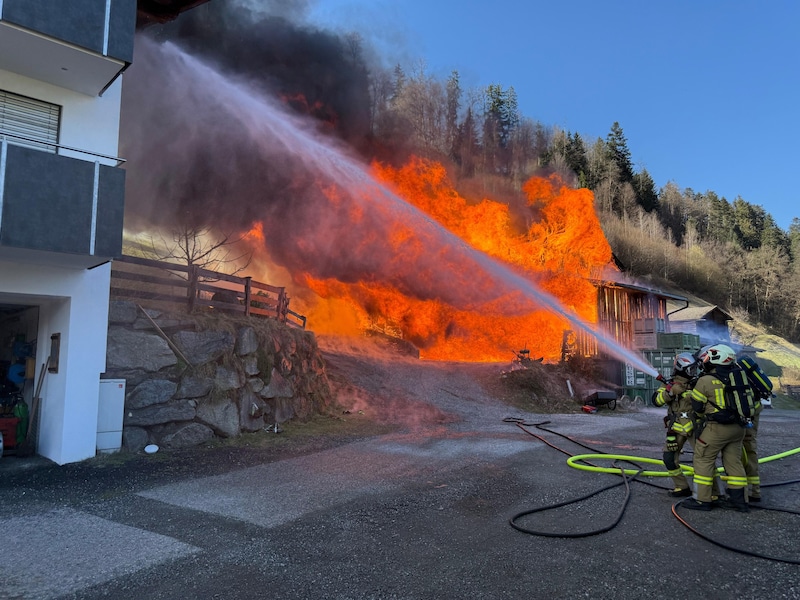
583, 391, 617, 411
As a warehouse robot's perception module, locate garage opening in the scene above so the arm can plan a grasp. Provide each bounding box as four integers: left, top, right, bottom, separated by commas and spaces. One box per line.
0, 302, 39, 457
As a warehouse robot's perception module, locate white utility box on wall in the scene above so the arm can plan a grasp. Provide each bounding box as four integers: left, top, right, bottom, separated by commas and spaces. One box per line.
97, 379, 126, 453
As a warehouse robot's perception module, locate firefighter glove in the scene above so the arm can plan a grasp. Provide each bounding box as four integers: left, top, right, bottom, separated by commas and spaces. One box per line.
666, 435, 679, 452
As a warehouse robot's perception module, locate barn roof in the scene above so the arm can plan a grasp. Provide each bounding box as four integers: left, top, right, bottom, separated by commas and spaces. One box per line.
592, 279, 689, 302
670, 305, 733, 323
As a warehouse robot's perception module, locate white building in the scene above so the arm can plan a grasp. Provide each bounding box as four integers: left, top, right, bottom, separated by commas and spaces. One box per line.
0, 0, 206, 464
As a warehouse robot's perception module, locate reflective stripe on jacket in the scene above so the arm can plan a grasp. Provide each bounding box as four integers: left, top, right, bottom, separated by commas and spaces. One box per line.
691, 373, 726, 416
671, 419, 694, 435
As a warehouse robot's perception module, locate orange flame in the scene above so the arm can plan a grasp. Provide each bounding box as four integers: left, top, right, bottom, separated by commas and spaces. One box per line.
244, 221, 265, 243
279, 92, 338, 129
298, 156, 612, 362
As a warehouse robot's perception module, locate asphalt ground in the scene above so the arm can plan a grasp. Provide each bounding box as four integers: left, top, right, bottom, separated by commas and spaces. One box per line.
1, 365, 799, 599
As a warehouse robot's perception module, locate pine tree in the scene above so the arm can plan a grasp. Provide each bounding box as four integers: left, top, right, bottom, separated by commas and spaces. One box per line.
789, 218, 800, 270
505, 86, 520, 137
565, 132, 589, 186
605, 122, 634, 183
759, 213, 790, 253
453, 106, 479, 177
732, 197, 763, 250
632, 168, 659, 212
483, 84, 517, 149
705, 192, 736, 244
445, 71, 461, 160
391, 64, 406, 104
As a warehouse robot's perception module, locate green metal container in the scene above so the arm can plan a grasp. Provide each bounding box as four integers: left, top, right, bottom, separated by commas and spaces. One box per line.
658, 332, 701, 351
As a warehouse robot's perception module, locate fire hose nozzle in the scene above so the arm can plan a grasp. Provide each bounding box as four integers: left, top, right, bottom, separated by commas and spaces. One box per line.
655, 373, 673, 393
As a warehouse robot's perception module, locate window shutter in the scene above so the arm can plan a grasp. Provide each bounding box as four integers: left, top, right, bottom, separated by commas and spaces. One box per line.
0, 90, 60, 152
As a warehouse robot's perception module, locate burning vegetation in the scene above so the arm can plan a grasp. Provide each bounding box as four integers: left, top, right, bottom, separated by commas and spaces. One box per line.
302, 159, 612, 361
122, 3, 616, 364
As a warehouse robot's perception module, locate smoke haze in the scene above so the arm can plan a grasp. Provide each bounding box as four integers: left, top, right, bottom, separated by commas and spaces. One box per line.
120, 4, 656, 372
122, 37, 532, 311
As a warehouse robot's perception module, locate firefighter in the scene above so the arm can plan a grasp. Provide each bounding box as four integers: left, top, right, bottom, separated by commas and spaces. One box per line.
740, 356, 771, 502
682, 344, 749, 512
653, 353, 701, 497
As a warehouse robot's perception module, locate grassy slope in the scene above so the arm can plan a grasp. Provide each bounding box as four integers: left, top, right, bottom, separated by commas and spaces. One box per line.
728, 318, 800, 402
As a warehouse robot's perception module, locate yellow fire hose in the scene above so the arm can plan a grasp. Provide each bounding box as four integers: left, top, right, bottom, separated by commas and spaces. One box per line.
566, 446, 800, 478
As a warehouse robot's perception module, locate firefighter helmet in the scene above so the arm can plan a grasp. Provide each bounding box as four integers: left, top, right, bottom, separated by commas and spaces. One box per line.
672, 352, 698, 378
697, 344, 736, 367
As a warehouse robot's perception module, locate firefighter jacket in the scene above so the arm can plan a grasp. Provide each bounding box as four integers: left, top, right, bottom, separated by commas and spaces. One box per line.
690, 370, 727, 420
654, 374, 695, 436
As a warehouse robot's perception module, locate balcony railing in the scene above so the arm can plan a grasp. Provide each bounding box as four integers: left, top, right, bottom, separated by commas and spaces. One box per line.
0, 132, 125, 166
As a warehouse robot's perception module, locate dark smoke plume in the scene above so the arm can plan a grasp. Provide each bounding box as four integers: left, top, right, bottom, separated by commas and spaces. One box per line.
121, 37, 533, 311
147, 0, 372, 144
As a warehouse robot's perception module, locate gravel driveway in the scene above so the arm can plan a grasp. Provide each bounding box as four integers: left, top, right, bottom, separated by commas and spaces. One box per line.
2, 345, 799, 599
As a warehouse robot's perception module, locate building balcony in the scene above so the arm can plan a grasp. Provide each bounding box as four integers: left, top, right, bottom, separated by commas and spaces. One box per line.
0, 0, 136, 96
0, 135, 124, 268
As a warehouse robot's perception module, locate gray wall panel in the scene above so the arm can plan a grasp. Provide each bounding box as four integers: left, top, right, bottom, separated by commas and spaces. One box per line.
94, 164, 125, 257
2, 0, 134, 60
107, 0, 137, 63
2, 145, 95, 254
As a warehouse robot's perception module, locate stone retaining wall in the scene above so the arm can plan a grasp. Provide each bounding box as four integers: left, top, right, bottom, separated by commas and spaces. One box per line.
105, 301, 332, 451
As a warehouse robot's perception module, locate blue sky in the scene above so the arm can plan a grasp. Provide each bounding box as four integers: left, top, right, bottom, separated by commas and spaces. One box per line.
307, 0, 799, 231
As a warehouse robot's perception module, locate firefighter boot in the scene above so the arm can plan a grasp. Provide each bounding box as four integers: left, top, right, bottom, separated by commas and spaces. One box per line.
749, 484, 761, 502
681, 498, 712, 511
720, 487, 750, 513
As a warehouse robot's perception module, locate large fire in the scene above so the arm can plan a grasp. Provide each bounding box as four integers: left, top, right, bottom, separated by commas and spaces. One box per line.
123, 40, 614, 363
297, 157, 612, 362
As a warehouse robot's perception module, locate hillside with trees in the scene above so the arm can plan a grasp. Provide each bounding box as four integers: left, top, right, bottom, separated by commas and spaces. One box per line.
156, 7, 800, 345
364, 62, 800, 344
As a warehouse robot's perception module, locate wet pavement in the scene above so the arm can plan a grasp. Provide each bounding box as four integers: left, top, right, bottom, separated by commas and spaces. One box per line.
1, 387, 799, 599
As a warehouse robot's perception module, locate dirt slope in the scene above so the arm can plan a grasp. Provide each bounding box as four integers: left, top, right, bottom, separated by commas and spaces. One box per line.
317, 334, 632, 426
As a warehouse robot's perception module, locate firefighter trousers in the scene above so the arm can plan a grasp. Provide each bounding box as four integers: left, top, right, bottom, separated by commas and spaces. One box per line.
743, 413, 761, 498
693, 421, 747, 503
663, 435, 720, 495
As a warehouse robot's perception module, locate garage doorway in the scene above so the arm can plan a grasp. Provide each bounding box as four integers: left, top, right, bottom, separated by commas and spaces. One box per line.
0, 301, 39, 457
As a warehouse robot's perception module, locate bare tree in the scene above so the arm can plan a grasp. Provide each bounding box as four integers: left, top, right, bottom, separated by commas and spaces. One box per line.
745, 245, 790, 322
368, 67, 394, 136
618, 182, 638, 222
390, 60, 447, 153
145, 224, 252, 276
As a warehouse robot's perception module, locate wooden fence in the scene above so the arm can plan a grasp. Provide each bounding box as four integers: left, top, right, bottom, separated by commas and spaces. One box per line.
110, 255, 306, 329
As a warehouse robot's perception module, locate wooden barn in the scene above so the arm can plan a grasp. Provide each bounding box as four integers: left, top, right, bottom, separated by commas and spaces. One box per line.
667, 305, 733, 346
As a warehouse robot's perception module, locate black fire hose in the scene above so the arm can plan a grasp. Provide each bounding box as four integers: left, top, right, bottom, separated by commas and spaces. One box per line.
509, 461, 642, 538
503, 417, 670, 491
504, 417, 800, 564
504, 417, 663, 538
